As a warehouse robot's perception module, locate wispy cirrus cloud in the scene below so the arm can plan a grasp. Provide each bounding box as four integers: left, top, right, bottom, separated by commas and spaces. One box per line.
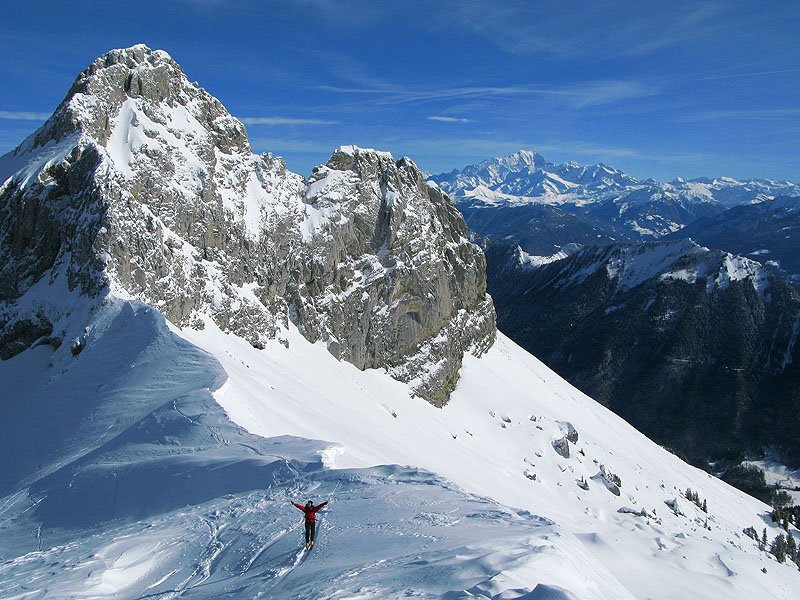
427, 116, 474, 123
317, 80, 657, 109
241, 116, 339, 125
248, 137, 337, 154
0, 110, 51, 120
429, 0, 727, 60
688, 67, 800, 82
682, 108, 800, 122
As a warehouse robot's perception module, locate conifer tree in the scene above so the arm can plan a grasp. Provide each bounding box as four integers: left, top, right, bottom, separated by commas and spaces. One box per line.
787, 532, 797, 562
770, 534, 787, 563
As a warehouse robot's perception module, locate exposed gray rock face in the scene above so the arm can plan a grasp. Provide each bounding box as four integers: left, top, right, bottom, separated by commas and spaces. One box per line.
0, 45, 496, 404
551, 436, 570, 459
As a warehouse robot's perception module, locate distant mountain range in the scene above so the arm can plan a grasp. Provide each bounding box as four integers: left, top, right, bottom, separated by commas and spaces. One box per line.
430, 151, 800, 279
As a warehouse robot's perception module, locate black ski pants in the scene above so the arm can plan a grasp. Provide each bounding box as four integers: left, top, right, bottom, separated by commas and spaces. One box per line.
305, 520, 316, 544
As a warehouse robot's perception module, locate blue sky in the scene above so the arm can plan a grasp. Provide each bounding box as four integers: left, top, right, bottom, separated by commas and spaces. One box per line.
1, 0, 798, 181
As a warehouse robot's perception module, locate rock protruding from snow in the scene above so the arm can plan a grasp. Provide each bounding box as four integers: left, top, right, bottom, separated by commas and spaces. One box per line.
0, 45, 495, 405
552, 436, 570, 458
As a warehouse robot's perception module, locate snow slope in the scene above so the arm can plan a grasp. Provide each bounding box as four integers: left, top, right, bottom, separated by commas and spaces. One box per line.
3, 289, 797, 598
0, 295, 631, 600
180, 316, 800, 599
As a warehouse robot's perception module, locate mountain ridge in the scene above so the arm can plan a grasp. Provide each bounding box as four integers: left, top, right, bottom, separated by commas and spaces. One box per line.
430, 150, 800, 245
484, 238, 800, 469
0, 45, 495, 405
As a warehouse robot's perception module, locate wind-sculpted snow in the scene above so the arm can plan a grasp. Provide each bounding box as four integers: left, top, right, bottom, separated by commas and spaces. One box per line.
0, 45, 494, 404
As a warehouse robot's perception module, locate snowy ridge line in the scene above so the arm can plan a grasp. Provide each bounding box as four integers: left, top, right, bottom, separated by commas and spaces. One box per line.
432, 149, 800, 210
430, 150, 800, 242
532, 239, 773, 296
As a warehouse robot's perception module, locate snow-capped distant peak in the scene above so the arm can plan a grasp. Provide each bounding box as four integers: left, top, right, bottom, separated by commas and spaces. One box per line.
428, 152, 800, 222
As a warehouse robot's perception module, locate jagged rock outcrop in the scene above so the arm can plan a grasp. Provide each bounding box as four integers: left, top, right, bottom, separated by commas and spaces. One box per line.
0, 45, 495, 404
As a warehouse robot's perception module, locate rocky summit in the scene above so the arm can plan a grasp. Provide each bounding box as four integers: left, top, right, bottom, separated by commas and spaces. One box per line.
0, 44, 495, 405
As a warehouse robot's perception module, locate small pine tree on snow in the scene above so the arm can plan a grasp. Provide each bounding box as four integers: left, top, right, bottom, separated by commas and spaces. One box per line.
770, 534, 787, 564
761, 528, 768, 551
702, 498, 707, 513
773, 490, 791, 508
787, 532, 797, 562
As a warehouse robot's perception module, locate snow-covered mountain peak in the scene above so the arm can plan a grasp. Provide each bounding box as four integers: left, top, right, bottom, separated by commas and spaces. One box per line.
0, 46, 495, 405
501, 149, 546, 168
26, 45, 243, 157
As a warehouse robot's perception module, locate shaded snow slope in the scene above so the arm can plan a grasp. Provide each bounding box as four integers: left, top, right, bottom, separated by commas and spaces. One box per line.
540, 239, 771, 296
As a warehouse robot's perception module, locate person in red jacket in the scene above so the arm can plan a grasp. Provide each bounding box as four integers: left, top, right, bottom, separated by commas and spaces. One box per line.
292, 499, 328, 548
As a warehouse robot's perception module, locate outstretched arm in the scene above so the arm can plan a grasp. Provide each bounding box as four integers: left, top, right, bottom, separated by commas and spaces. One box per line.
313, 501, 328, 512
292, 502, 304, 511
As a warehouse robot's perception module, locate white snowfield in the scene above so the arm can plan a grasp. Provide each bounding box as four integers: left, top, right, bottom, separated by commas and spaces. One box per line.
182, 316, 800, 599
2, 287, 799, 599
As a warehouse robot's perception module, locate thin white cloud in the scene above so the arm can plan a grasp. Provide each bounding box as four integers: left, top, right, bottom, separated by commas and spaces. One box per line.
241, 117, 339, 125
248, 137, 336, 154
682, 108, 800, 122
428, 116, 474, 123
0, 110, 51, 120
689, 67, 800, 82
317, 80, 657, 109
433, 1, 727, 60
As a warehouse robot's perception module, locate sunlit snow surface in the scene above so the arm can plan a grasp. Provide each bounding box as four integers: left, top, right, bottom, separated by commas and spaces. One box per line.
1, 295, 799, 599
